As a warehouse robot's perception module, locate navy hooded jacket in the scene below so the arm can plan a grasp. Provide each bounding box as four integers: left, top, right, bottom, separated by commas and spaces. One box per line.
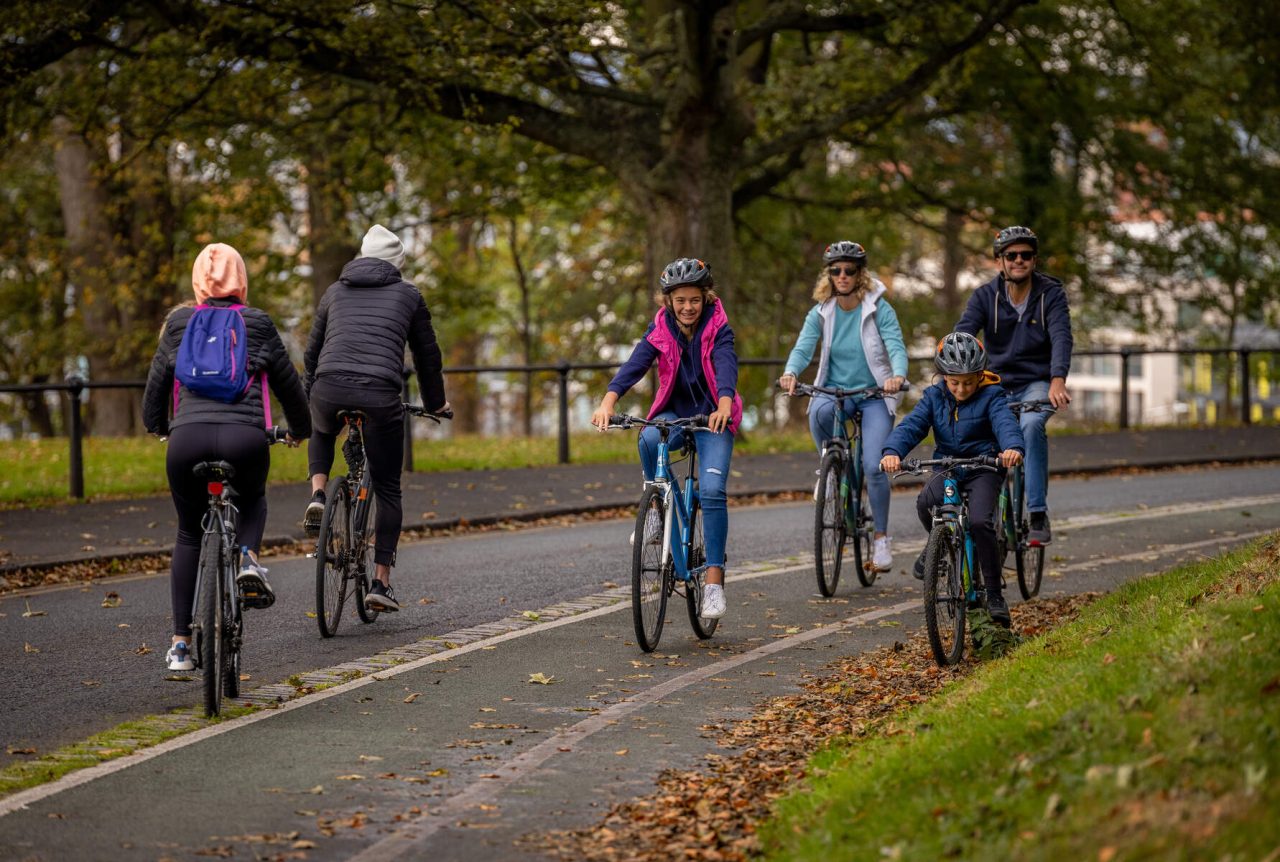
956, 271, 1073, 390
882, 374, 1025, 460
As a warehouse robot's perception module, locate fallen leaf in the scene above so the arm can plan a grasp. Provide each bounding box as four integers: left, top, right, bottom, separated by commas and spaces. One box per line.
784, 626, 801, 634
528, 672, 556, 685
615, 749, 629, 756
134, 643, 152, 656
117, 623, 130, 629
1102, 653, 1116, 665
101, 592, 122, 608
1099, 847, 1117, 862
336, 774, 365, 781
307, 785, 324, 794
21, 601, 46, 618
403, 692, 422, 703
427, 768, 449, 777
82, 680, 100, 687
418, 597, 435, 605
292, 840, 317, 850
164, 675, 191, 682
480, 707, 497, 713
357, 755, 383, 762
522, 610, 541, 621
6, 747, 36, 755
305, 612, 317, 619
24, 642, 39, 654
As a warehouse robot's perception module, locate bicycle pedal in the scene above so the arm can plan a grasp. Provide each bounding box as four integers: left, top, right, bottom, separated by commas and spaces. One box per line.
239, 590, 275, 610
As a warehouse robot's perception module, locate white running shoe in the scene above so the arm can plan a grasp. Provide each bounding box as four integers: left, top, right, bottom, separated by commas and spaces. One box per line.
165, 641, 194, 672
873, 536, 893, 571
701, 583, 727, 619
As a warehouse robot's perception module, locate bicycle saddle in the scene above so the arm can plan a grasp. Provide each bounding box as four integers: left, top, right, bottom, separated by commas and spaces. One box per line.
193, 460, 235, 481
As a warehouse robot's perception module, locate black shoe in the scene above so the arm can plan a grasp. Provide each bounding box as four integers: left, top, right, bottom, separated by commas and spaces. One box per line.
1028, 512, 1052, 546
236, 557, 275, 610
365, 580, 400, 612
303, 491, 325, 537
986, 592, 1011, 627
912, 550, 926, 581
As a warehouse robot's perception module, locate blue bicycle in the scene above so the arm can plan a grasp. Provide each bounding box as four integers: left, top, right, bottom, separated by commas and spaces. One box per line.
899, 455, 1002, 666
608, 414, 718, 652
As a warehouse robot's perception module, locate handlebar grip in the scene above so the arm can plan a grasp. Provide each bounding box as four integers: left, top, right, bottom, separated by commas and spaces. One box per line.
436, 407, 454, 420
978, 454, 1002, 469
691, 414, 709, 427
608, 414, 629, 426
266, 426, 290, 443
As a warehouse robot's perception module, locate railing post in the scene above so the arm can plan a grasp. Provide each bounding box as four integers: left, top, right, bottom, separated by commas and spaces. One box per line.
1240, 350, 1252, 425
66, 375, 85, 499
1118, 347, 1131, 429
557, 360, 571, 465
402, 368, 414, 473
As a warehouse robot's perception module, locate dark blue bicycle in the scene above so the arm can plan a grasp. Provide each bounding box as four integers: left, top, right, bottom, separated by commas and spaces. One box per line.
899, 454, 1002, 666
608, 414, 718, 652
998, 399, 1056, 599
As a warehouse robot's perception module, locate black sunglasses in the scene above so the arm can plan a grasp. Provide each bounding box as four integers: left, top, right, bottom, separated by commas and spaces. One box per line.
828, 265, 858, 277
1001, 250, 1036, 262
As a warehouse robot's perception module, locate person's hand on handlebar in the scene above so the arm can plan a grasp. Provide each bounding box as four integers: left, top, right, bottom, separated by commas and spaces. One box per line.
999, 449, 1023, 468
591, 392, 619, 432
778, 373, 797, 395
879, 453, 901, 474
883, 375, 905, 394
1049, 377, 1071, 410
284, 433, 300, 448
707, 396, 733, 433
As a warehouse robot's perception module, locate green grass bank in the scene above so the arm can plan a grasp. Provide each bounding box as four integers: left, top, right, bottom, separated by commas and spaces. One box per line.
761, 535, 1280, 861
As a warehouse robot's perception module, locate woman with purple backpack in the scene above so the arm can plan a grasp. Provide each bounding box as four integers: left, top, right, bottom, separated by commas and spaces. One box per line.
143, 243, 311, 672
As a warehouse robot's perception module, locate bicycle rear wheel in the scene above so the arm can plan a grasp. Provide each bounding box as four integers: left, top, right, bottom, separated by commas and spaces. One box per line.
315, 477, 350, 638
814, 450, 846, 597
354, 486, 381, 624
923, 524, 966, 666
196, 533, 224, 717
632, 487, 669, 652
684, 500, 718, 640
1016, 534, 1045, 599
852, 466, 876, 587
223, 582, 242, 699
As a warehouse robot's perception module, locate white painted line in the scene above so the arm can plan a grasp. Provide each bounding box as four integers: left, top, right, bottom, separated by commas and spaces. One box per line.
345, 597, 924, 862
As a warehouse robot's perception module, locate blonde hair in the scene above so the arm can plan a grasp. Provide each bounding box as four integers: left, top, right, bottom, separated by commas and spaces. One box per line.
654, 284, 720, 310
812, 263, 871, 303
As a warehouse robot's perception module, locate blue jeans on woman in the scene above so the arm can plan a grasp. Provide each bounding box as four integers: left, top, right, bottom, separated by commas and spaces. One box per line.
638, 411, 734, 569
1005, 380, 1052, 513
808, 394, 893, 533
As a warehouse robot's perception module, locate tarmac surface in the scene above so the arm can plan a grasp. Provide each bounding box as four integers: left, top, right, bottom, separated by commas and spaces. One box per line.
1, 424, 1278, 574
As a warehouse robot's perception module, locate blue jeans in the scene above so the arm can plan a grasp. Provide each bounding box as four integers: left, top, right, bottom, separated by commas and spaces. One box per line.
638, 412, 734, 569
808, 395, 894, 533
1006, 380, 1052, 513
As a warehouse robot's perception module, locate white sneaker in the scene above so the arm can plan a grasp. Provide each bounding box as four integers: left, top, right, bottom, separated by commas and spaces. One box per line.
873, 536, 893, 572
165, 641, 194, 672
701, 583, 727, 619
630, 508, 663, 546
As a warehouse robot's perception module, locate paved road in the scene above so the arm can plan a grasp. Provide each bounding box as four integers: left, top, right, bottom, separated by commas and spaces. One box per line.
0, 464, 1276, 860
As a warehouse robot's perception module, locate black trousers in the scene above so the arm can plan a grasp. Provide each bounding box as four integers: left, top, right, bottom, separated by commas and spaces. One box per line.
166, 423, 270, 637
307, 378, 404, 567
915, 469, 1005, 594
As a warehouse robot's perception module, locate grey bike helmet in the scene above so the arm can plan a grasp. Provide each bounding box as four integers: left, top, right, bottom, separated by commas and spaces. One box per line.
935, 332, 988, 375
822, 240, 867, 265
993, 225, 1038, 257
659, 257, 713, 292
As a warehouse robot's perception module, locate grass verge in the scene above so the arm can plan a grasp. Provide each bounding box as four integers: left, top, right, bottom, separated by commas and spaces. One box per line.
760, 535, 1280, 861
0, 429, 815, 508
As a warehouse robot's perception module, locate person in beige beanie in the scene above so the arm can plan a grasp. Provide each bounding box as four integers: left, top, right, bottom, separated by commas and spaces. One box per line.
359, 224, 406, 271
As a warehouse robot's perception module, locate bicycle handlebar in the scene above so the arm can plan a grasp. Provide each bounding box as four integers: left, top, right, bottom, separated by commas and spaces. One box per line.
899, 454, 1002, 475
606, 413, 709, 431
266, 426, 292, 444
777, 380, 910, 399
1009, 399, 1056, 415
404, 403, 454, 423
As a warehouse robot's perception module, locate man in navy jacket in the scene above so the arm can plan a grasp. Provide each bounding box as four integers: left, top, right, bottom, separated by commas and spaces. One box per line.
956, 226, 1072, 545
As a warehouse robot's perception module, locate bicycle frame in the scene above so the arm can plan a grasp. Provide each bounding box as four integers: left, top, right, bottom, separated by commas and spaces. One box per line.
934, 475, 979, 605
650, 432, 703, 585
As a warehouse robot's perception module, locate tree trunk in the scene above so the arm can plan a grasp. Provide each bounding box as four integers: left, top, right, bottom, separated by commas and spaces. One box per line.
940, 210, 965, 321
445, 219, 482, 434
306, 148, 356, 307
51, 115, 136, 435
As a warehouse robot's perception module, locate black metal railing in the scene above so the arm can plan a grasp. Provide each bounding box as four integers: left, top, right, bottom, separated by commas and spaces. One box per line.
1, 347, 1277, 498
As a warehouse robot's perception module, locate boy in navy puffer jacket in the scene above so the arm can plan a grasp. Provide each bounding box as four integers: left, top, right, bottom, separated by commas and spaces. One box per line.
880, 333, 1024, 626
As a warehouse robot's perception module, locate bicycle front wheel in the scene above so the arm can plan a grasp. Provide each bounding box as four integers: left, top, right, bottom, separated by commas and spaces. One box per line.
852, 468, 876, 587
1017, 538, 1045, 599
315, 477, 350, 638
814, 451, 846, 597
632, 487, 669, 652
196, 533, 224, 717
684, 500, 718, 640
354, 487, 381, 624
923, 524, 966, 666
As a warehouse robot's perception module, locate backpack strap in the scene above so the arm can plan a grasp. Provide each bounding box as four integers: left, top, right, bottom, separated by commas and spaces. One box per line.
260, 372, 272, 429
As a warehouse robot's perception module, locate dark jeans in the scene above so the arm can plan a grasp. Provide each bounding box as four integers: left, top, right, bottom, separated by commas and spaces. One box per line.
307, 377, 404, 567
166, 423, 270, 637
915, 468, 1005, 594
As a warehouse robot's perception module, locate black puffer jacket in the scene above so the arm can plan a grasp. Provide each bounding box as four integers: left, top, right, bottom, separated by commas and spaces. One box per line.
303, 258, 446, 409
142, 299, 312, 437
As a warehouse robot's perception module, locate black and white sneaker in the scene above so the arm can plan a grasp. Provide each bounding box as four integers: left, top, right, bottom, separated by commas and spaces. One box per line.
303, 491, 326, 537
364, 580, 400, 612
236, 557, 275, 610
165, 640, 194, 672
912, 550, 926, 580
986, 592, 1011, 627
1028, 512, 1052, 546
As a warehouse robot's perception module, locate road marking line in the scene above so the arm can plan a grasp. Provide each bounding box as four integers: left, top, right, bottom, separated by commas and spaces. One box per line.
345, 597, 924, 862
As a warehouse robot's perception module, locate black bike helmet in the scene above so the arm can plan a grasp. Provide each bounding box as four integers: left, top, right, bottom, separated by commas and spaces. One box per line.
934, 332, 988, 375
659, 257, 713, 293
822, 240, 867, 265
993, 225, 1038, 258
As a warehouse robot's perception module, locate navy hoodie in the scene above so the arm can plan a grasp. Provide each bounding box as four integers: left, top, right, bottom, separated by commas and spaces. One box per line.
956, 271, 1073, 390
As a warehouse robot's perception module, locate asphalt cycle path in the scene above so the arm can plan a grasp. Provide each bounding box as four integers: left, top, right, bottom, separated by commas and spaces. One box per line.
0, 465, 1276, 860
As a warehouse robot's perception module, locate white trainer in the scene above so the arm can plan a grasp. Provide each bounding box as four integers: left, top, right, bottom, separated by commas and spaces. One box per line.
872, 536, 893, 571
701, 583, 727, 619
629, 508, 663, 547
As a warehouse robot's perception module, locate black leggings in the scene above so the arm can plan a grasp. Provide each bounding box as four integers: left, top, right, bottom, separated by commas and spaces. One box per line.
915, 469, 1005, 593
166, 423, 270, 638
307, 378, 404, 567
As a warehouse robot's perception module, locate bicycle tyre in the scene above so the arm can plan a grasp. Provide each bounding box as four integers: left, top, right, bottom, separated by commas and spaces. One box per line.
223, 577, 242, 699
923, 524, 966, 666
996, 481, 1013, 573
631, 487, 669, 652
1016, 538, 1045, 599
684, 499, 718, 640
196, 533, 223, 717
315, 477, 350, 638
814, 450, 845, 597
354, 485, 381, 624
852, 466, 876, 587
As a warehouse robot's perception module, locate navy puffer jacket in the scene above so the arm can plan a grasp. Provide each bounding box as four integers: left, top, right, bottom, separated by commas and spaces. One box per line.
882, 375, 1024, 460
